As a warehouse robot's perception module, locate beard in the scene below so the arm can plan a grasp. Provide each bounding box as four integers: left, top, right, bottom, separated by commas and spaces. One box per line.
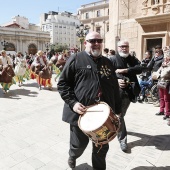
118, 52, 129, 58
92, 49, 101, 57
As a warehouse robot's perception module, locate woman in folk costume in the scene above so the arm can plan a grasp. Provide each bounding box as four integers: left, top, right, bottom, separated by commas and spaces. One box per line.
0, 50, 15, 93
14, 52, 27, 87
31, 50, 52, 90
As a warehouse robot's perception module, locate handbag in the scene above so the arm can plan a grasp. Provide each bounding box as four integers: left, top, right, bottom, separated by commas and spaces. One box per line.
157, 80, 169, 89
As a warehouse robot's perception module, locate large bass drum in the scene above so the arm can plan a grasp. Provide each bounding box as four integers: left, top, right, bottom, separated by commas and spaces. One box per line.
78, 102, 120, 145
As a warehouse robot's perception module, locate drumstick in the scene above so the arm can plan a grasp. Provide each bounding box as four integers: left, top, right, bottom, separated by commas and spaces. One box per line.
86, 110, 103, 112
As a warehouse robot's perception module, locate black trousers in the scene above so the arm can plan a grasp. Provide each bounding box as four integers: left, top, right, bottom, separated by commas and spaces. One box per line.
69, 125, 109, 170
117, 92, 131, 143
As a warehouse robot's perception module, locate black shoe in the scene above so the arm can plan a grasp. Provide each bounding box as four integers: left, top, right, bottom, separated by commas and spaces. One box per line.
163, 115, 169, 120
155, 112, 164, 115
120, 142, 128, 152
68, 157, 76, 168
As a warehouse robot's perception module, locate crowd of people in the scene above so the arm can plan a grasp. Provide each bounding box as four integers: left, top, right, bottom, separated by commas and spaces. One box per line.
0, 31, 170, 170
56, 31, 170, 170
0, 49, 72, 93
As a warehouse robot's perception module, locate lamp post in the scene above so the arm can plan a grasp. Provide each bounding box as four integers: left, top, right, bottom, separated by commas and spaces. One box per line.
1, 40, 8, 50
76, 23, 89, 51
45, 42, 51, 55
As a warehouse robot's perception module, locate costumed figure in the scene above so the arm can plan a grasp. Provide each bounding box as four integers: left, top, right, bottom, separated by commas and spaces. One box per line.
24, 54, 34, 80
0, 50, 15, 93
14, 52, 27, 87
30, 50, 52, 90
48, 53, 60, 82
54, 51, 71, 81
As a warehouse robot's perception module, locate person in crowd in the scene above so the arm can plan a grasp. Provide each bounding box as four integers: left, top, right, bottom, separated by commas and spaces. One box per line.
0, 50, 15, 93
137, 51, 152, 102
0, 50, 13, 67
141, 51, 151, 67
14, 52, 27, 87
147, 47, 164, 107
57, 31, 121, 170
31, 50, 52, 90
163, 46, 169, 54
103, 48, 109, 57
153, 51, 170, 122
109, 40, 142, 152
108, 49, 115, 59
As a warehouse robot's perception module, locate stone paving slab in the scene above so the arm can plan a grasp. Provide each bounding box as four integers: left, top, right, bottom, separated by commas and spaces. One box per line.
0, 75, 170, 170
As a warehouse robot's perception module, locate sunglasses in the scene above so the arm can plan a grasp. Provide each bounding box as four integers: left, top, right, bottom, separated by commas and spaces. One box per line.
86, 39, 103, 44
118, 45, 129, 48
155, 51, 161, 53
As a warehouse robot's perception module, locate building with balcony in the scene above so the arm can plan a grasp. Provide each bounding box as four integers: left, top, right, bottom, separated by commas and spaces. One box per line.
40, 11, 80, 50
77, 0, 109, 48
108, 0, 170, 60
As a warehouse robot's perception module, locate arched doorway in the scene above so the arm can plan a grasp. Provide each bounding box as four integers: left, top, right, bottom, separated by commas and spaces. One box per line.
28, 44, 37, 55
6, 43, 15, 51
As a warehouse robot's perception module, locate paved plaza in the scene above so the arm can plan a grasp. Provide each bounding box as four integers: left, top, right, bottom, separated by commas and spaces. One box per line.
0, 75, 170, 170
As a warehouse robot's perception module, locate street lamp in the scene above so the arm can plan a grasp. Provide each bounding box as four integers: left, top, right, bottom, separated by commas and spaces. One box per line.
1, 40, 8, 50
76, 23, 89, 51
45, 42, 51, 55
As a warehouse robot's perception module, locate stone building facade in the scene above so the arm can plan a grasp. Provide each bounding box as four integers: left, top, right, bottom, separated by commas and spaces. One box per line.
77, 0, 109, 49
108, 0, 170, 60
40, 11, 80, 50
0, 16, 50, 55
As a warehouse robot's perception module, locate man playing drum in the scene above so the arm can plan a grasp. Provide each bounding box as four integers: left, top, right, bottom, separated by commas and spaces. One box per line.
0, 50, 15, 93
57, 31, 121, 170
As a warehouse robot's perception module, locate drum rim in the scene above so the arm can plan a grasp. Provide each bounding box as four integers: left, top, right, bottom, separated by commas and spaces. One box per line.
78, 102, 110, 132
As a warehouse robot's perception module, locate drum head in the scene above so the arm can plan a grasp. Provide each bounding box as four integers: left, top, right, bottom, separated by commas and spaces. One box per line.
79, 103, 110, 132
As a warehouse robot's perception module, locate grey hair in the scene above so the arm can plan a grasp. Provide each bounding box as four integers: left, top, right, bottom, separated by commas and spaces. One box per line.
117, 40, 129, 46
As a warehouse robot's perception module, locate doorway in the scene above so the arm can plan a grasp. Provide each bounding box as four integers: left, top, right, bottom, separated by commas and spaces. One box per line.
28, 44, 37, 55
146, 38, 162, 57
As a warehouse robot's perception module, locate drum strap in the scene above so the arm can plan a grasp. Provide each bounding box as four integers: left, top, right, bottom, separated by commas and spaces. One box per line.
95, 88, 102, 102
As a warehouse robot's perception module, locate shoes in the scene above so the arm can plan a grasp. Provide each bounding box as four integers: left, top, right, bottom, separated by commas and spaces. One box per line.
120, 142, 128, 152
167, 120, 170, 126
3, 90, 7, 94
39, 86, 42, 90
153, 101, 160, 107
48, 86, 53, 91
163, 115, 170, 120
68, 157, 76, 168
154, 104, 160, 107
153, 100, 159, 105
155, 112, 164, 115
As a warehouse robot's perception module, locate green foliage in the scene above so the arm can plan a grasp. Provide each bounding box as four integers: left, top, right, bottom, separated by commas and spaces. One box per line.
51, 43, 69, 52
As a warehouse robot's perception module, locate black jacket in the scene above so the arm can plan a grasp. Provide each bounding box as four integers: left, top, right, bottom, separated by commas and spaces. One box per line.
147, 55, 164, 72
109, 54, 142, 102
57, 51, 121, 125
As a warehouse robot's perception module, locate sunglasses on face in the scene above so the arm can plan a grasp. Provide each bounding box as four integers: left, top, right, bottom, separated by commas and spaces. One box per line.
86, 39, 103, 44
155, 51, 161, 53
118, 45, 129, 48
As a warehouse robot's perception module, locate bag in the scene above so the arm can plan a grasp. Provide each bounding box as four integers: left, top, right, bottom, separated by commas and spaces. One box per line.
157, 80, 169, 89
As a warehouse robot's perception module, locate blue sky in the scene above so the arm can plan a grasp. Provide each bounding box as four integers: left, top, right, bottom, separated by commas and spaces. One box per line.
0, 0, 95, 25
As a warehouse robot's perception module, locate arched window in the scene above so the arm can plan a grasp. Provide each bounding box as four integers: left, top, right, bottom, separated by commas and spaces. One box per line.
6, 43, 15, 51
28, 44, 37, 55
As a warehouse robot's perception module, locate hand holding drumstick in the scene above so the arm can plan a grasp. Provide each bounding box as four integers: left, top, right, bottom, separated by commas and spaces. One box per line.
73, 102, 86, 115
